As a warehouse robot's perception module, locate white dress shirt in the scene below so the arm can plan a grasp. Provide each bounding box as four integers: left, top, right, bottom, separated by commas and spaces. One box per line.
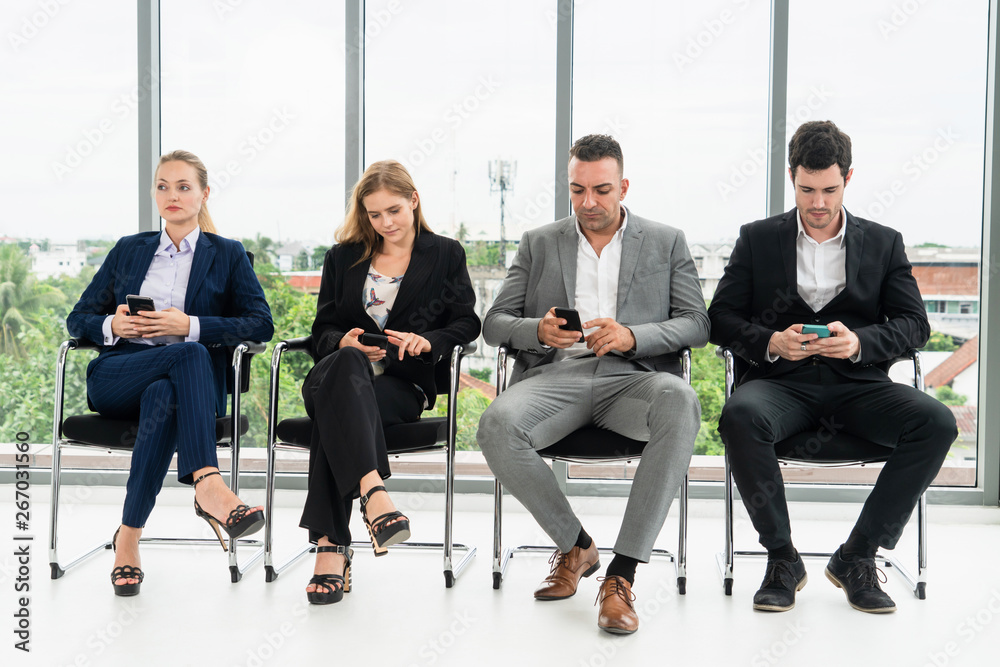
796, 208, 847, 312
766, 207, 860, 362
556, 207, 629, 361
102, 227, 202, 346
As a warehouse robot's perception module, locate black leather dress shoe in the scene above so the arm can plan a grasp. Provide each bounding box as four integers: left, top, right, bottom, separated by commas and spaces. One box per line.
825, 547, 896, 613
753, 556, 807, 612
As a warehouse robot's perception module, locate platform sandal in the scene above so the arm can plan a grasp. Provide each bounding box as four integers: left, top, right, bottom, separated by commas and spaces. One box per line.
307, 545, 353, 605
110, 526, 144, 597
192, 471, 265, 551
359, 485, 411, 556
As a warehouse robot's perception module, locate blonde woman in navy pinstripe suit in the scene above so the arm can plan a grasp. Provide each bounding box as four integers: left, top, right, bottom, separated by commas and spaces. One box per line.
67, 151, 274, 596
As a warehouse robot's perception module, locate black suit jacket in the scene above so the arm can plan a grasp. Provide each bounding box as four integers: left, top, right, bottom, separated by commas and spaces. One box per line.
707, 207, 929, 384
311, 231, 481, 408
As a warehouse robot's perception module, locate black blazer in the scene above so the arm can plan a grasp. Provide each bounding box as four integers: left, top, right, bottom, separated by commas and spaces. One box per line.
311, 231, 481, 408
708, 207, 929, 384
67, 231, 274, 416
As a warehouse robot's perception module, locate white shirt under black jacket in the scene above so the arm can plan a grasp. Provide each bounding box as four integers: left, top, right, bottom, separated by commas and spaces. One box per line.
555, 207, 629, 361
765, 207, 861, 363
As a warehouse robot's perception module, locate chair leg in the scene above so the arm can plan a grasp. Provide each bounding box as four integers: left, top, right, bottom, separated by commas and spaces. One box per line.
676, 473, 688, 595
492, 478, 511, 589
719, 453, 735, 596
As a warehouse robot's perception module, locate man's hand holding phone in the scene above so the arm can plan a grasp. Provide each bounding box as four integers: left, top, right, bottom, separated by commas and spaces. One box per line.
768, 322, 859, 361
538, 307, 583, 348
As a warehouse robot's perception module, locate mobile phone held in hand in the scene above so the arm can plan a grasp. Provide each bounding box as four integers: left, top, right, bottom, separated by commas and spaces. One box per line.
801, 324, 832, 338
125, 295, 156, 317
554, 308, 584, 334
360, 332, 389, 349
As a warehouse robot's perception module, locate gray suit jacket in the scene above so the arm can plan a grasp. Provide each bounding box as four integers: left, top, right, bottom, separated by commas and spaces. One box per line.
484, 210, 710, 383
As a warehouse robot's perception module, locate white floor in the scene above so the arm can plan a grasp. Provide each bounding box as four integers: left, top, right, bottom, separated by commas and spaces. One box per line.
3, 485, 1000, 667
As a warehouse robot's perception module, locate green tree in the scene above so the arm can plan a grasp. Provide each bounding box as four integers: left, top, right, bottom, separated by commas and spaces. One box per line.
466, 241, 500, 266
0, 244, 66, 356
935, 385, 967, 406
455, 223, 470, 243
240, 234, 278, 268
690, 346, 726, 456
294, 249, 310, 271
311, 245, 331, 270
469, 367, 491, 383
923, 331, 958, 352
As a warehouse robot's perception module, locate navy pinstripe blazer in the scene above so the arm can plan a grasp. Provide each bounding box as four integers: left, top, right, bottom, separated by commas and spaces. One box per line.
67, 231, 274, 416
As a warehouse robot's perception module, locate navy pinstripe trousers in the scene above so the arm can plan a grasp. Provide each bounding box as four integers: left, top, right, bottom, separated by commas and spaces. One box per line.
87, 342, 219, 528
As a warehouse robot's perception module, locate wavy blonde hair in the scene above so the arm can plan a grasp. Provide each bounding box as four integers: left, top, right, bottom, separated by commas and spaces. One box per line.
154, 150, 217, 233
336, 160, 431, 264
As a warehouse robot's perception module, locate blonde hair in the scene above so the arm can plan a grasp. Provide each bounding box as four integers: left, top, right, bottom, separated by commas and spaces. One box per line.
154, 150, 217, 234
336, 160, 431, 264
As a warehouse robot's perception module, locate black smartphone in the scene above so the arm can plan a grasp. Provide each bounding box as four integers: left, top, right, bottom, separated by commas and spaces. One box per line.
125, 294, 156, 316
360, 332, 389, 349
554, 307, 584, 334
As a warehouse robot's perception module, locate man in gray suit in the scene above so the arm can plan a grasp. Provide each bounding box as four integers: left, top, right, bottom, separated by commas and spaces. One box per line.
477, 134, 708, 634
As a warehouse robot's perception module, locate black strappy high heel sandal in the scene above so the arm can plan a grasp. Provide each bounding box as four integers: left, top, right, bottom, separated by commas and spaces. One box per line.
306, 545, 353, 605
192, 471, 265, 551
110, 526, 144, 597
359, 485, 411, 556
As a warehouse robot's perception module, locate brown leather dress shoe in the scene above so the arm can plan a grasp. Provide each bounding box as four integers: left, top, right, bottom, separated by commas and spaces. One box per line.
596, 575, 638, 634
533, 542, 600, 600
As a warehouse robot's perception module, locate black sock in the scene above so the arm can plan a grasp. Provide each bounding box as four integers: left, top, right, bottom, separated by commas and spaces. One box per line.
841, 528, 878, 560
767, 543, 798, 563
606, 554, 639, 585
574, 528, 593, 551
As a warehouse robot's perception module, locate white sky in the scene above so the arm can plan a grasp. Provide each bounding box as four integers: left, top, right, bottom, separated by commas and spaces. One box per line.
0, 0, 990, 248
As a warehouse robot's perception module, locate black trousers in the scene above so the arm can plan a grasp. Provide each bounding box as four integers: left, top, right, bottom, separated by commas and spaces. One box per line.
299, 347, 424, 545
718, 363, 957, 551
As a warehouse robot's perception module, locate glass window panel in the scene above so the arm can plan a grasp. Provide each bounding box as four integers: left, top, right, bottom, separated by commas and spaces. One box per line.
161, 1, 346, 246
787, 0, 989, 485
0, 1, 138, 450
574, 0, 771, 468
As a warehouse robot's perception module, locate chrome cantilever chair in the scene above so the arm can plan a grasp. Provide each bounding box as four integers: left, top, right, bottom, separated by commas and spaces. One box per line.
263, 335, 477, 588
49, 338, 267, 583
716, 347, 930, 599
491, 345, 691, 594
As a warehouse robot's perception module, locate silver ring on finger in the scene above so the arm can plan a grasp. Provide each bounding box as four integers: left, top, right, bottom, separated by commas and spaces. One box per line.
800, 342, 807, 352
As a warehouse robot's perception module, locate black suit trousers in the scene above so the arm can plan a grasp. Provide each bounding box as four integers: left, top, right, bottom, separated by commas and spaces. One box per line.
299, 346, 423, 545
718, 363, 957, 551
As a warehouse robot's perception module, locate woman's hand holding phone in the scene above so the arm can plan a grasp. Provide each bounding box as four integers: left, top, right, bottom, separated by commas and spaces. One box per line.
340, 327, 387, 362
384, 329, 431, 361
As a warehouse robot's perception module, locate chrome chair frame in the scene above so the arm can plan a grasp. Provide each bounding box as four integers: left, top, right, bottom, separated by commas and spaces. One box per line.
263, 336, 477, 588
49, 338, 267, 583
491, 345, 691, 594
716, 347, 929, 599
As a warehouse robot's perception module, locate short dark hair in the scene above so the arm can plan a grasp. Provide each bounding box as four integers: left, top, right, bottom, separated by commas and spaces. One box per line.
569, 134, 624, 176
788, 120, 852, 180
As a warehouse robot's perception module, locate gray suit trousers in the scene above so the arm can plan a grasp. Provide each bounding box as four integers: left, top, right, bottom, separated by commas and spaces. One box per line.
478, 355, 699, 562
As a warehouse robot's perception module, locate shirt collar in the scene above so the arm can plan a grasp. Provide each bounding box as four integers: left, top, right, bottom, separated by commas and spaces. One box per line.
157, 226, 200, 254
574, 205, 629, 246
796, 207, 846, 247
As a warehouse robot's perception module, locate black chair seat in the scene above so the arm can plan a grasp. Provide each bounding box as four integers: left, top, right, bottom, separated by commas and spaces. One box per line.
540, 427, 647, 461
275, 416, 448, 455
774, 431, 892, 464
62, 414, 248, 449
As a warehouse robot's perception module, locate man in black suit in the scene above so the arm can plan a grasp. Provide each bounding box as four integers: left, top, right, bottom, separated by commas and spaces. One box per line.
708, 120, 957, 614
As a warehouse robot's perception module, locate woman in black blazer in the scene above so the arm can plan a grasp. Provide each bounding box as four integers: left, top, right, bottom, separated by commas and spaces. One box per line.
301, 160, 480, 604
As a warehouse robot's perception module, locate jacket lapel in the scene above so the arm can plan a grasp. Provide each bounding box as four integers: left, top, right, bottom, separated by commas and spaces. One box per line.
386, 232, 434, 327
822, 209, 863, 310
616, 213, 643, 314
125, 234, 161, 297
184, 232, 216, 312
777, 209, 800, 303
557, 218, 577, 307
